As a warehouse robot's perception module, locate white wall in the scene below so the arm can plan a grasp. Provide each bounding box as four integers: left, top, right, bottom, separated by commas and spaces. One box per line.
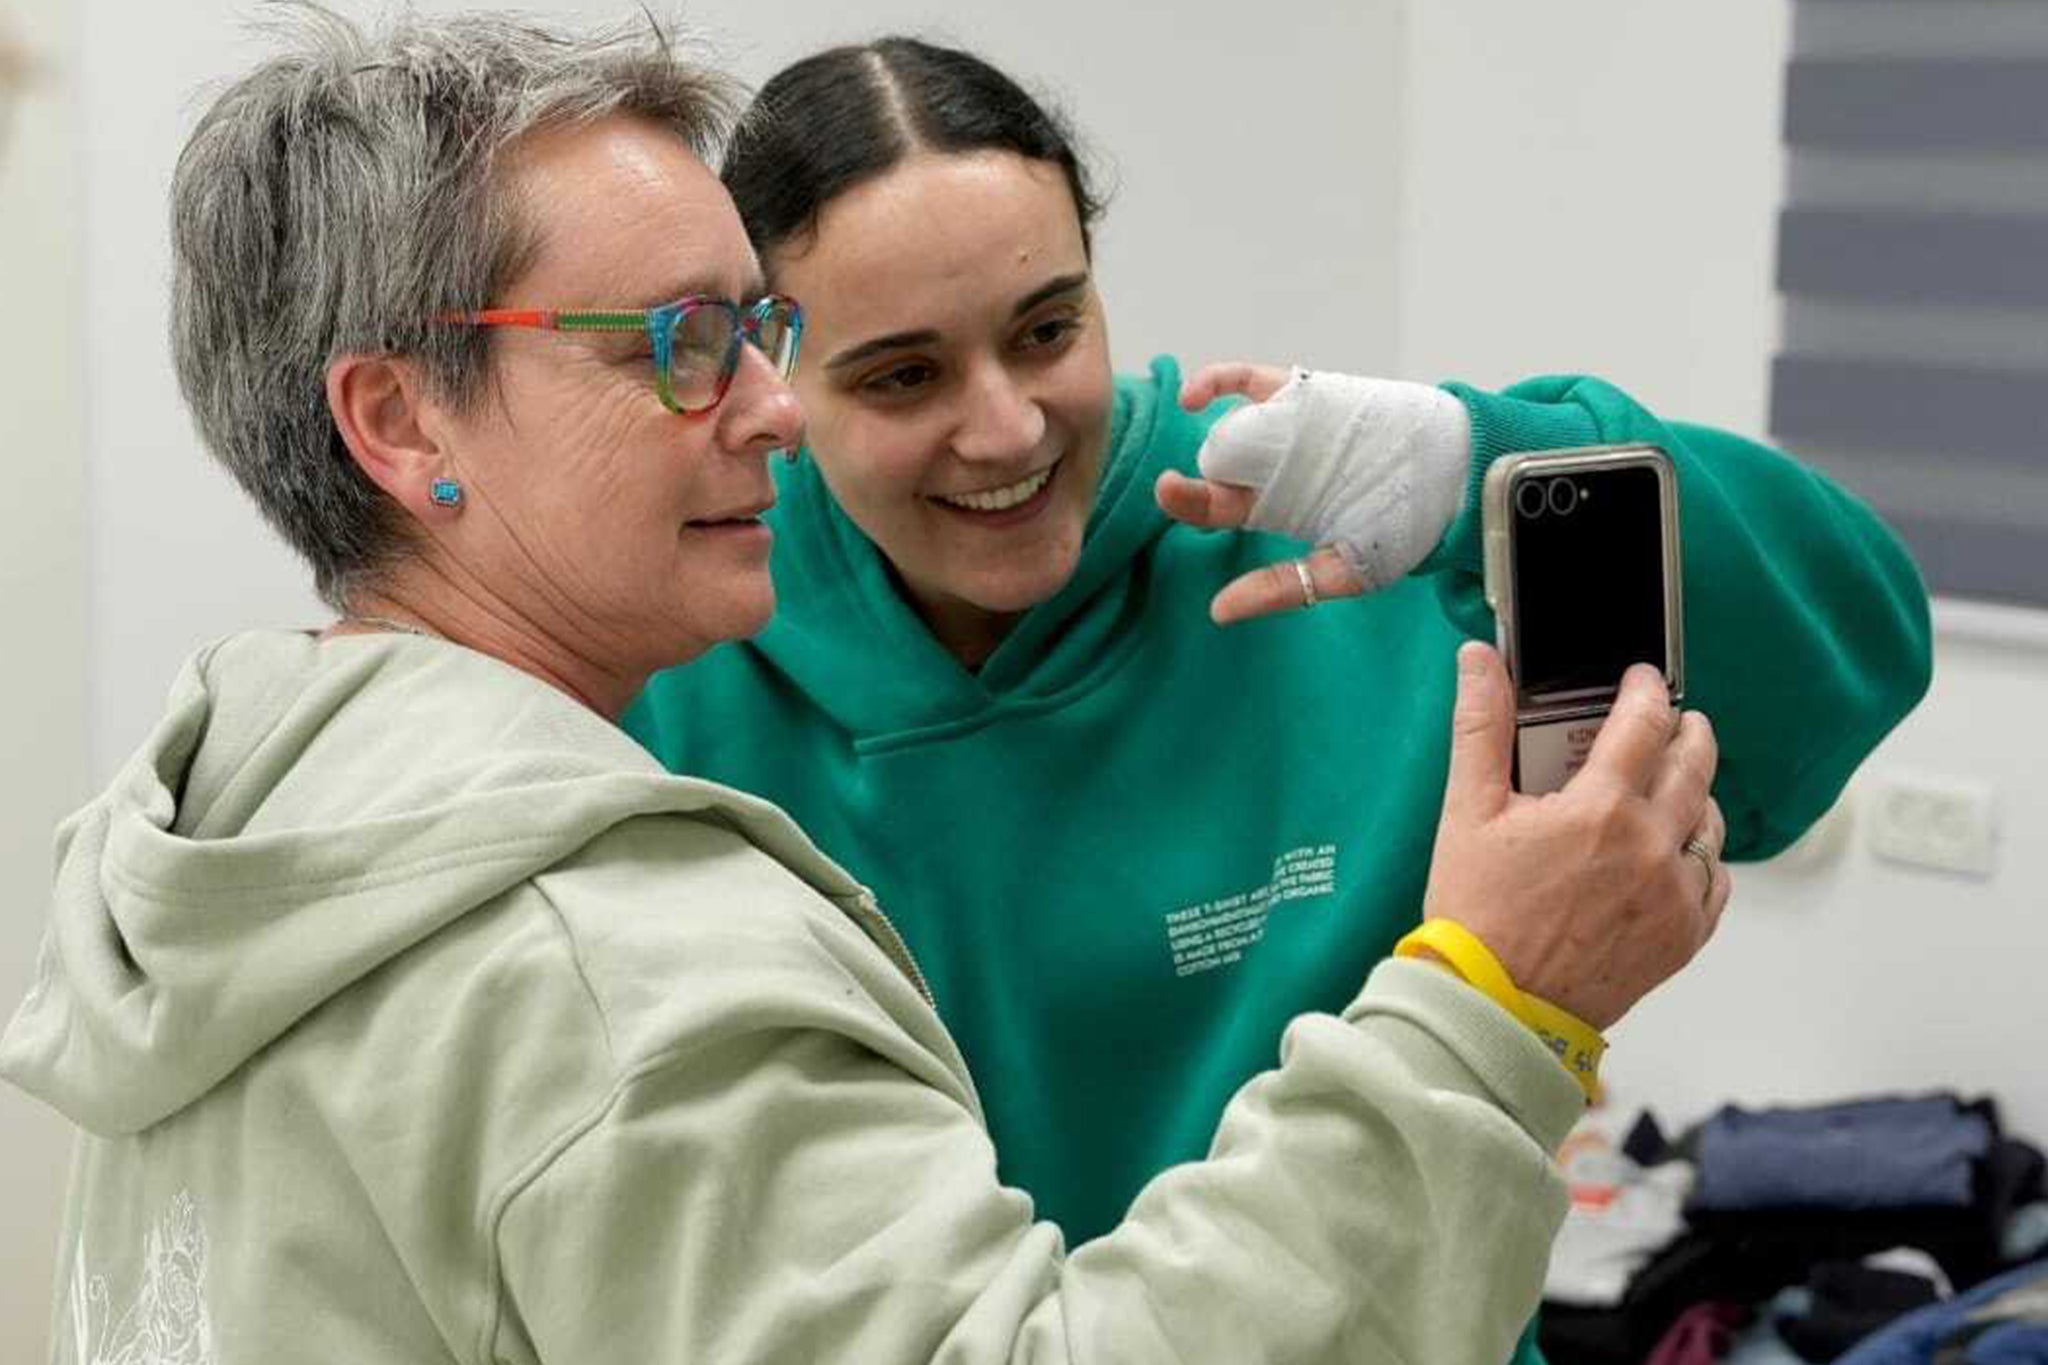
677, 0, 1406, 378
1396, 2, 1790, 431
0, 0, 88, 1356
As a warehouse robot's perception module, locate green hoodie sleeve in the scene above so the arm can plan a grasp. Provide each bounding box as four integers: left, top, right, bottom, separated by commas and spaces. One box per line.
487, 816, 1581, 1365
1416, 375, 1933, 859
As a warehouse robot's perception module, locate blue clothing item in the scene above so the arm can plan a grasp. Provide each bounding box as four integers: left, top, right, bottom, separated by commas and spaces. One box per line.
1958, 1321, 2048, 1365
1692, 1097, 1994, 1212
1838, 1261, 2048, 1365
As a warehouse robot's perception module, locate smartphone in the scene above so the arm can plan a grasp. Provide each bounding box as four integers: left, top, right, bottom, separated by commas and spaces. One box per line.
1481, 444, 1684, 794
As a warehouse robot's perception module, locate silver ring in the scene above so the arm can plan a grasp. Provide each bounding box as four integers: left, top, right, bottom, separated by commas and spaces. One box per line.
1292, 558, 1319, 610
1681, 835, 1718, 882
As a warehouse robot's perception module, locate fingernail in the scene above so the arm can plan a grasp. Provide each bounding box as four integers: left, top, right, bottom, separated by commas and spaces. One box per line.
1458, 641, 1488, 677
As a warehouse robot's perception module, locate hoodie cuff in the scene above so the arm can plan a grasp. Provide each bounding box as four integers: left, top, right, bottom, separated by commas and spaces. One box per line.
1343, 957, 1585, 1154
1415, 382, 1607, 580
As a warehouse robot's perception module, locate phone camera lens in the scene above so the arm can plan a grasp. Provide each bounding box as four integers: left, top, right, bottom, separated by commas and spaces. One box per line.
1515, 480, 1548, 520
1547, 478, 1579, 516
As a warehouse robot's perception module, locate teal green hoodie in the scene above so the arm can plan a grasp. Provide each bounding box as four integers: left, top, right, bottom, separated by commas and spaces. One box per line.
2, 629, 1583, 1363
627, 357, 1933, 1259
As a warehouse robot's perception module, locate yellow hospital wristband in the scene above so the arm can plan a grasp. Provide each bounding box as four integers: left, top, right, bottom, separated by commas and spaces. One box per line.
1393, 919, 1606, 1102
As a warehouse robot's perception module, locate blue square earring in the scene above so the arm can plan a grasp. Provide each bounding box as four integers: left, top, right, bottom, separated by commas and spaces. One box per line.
429, 478, 464, 508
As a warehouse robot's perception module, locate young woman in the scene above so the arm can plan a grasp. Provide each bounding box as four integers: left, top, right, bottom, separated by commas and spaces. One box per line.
625, 35, 1930, 1354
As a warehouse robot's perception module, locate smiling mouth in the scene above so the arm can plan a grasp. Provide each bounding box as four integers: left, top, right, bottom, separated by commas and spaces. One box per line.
930, 459, 1061, 514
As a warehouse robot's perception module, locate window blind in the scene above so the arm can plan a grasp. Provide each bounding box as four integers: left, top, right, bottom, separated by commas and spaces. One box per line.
1770, 0, 2048, 605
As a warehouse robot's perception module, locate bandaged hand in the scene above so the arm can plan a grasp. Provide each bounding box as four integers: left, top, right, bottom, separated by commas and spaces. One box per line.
1156, 361, 1472, 625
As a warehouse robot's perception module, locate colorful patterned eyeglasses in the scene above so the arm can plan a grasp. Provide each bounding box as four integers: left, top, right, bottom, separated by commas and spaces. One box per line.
440, 293, 803, 416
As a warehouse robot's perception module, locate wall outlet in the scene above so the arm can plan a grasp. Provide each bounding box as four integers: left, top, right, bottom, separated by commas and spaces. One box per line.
1862, 771, 1998, 878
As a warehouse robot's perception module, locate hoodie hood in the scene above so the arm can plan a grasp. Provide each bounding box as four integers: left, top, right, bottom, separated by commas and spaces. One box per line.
743, 356, 1222, 740
0, 630, 861, 1137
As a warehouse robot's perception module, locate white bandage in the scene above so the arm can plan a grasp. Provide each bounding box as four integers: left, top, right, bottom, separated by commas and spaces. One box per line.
1196, 369, 1472, 591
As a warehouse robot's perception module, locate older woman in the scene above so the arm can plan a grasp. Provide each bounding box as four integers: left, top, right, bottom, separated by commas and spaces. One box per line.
2, 11, 1727, 1365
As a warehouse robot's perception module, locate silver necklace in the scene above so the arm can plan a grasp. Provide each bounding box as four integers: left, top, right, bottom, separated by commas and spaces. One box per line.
337, 613, 440, 640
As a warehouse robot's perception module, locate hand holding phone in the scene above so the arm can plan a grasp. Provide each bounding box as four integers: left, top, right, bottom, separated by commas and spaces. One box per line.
1482, 445, 1684, 793
1421, 642, 1728, 1031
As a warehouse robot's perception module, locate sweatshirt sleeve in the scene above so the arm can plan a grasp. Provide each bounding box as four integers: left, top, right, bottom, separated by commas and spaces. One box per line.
1415, 374, 1933, 859
488, 953, 1578, 1365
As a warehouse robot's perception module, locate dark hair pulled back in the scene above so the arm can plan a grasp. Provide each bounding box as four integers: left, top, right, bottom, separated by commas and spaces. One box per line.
723, 36, 1105, 269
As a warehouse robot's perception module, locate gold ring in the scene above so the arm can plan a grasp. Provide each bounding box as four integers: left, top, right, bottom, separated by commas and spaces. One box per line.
1293, 559, 1319, 610
1681, 835, 1717, 882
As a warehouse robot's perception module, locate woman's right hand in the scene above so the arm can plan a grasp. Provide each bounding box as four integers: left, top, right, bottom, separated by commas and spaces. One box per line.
1420, 642, 1732, 1031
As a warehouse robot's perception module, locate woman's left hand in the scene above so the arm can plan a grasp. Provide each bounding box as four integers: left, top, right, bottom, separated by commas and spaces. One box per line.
1156, 359, 1472, 626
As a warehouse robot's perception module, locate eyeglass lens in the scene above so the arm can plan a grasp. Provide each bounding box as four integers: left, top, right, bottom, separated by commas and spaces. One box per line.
668, 300, 800, 412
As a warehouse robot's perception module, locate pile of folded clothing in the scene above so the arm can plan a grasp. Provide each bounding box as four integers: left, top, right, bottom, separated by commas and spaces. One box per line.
1540, 1094, 2047, 1365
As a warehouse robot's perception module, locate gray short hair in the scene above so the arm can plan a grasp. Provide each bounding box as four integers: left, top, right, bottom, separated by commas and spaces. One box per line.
169, 4, 740, 608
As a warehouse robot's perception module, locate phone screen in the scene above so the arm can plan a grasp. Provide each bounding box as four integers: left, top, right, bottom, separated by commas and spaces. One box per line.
1510, 463, 1669, 705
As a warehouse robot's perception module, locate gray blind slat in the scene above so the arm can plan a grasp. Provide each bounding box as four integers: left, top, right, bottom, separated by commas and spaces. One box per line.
1787, 149, 2048, 216
1770, 355, 2047, 462
1785, 297, 2048, 372
1778, 209, 2048, 306
1785, 59, 2048, 150
1795, 2, 2048, 64
1874, 511, 2048, 607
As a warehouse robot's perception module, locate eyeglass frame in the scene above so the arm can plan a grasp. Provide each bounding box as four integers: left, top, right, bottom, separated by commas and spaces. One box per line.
437, 293, 804, 417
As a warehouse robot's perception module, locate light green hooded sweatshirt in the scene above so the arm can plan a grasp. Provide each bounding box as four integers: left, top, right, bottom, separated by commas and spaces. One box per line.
2, 629, 1579, 1365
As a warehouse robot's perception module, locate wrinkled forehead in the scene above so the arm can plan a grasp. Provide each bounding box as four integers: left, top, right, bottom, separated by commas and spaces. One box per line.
500, 114, 763, 306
